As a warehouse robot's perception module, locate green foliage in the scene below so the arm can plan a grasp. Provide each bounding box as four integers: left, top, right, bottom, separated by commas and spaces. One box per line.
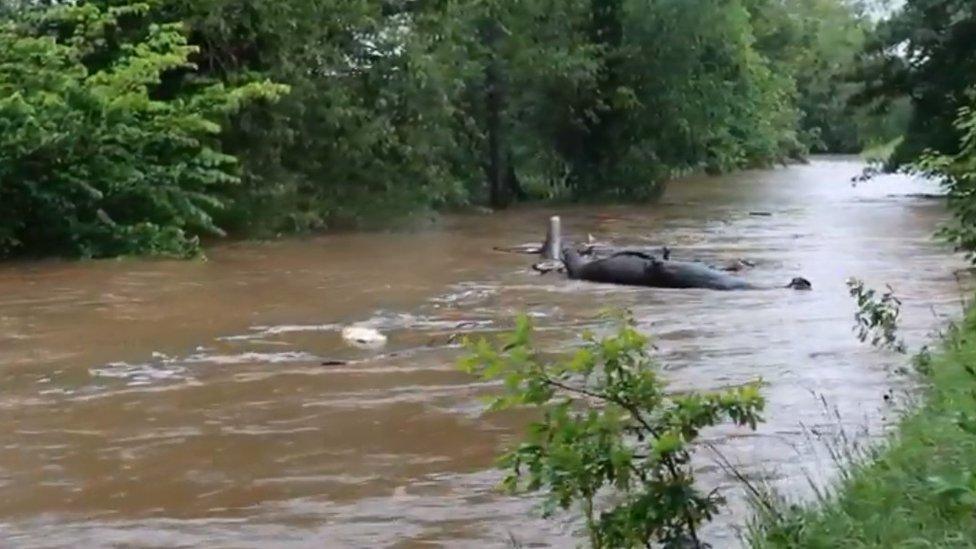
176, 0, 482, 232
854, 0, 976, 167
915, 97, 976, 262
927, 470, 976, 511
749, 0, 908, 154
460, 315, 765, 548
912, 344, 935, 375
846, 278, 907, 353
0, 3, 286, 258
0, 0, 900, 258
108, 0, 864, 219
610, 0, 801, 181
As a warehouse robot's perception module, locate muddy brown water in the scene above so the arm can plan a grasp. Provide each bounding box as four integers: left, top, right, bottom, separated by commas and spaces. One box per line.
0, 157, 967, 547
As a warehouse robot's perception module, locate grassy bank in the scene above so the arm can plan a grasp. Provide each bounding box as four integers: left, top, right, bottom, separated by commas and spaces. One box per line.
754, 309, 976, 548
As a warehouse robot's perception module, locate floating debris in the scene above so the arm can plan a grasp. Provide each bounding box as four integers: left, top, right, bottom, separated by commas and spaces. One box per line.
493, 243, 543, 254
342, 326, 388, 349
719, 259, 757, 272
532, 260, 565, 275
888, 193, 945, 200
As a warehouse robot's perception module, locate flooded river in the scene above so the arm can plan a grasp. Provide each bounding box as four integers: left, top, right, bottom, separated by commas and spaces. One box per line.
0, 157, 966, 547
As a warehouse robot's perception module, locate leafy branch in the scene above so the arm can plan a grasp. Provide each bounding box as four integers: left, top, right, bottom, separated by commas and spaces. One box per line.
847, 278, 907, 354
460, 315, 764, 548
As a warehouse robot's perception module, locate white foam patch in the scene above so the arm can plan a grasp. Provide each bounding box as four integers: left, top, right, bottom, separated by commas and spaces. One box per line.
429, 283, 499, 306
219, 324, 341, 341
183, 351, 319, 365
88, 350, 319, 388
347, 312, 494, 333
89, 360, 189, 386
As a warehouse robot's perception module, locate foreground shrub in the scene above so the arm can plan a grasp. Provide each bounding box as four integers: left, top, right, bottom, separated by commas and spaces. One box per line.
461, 315, 764, 548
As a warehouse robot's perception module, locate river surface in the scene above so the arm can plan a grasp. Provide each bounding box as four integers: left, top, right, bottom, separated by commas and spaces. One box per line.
0, 157, 966, 547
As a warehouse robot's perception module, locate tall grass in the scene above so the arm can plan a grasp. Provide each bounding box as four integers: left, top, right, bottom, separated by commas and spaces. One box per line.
751, 310, 976, 547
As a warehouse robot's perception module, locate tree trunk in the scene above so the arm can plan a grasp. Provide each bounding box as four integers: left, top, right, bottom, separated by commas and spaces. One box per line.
483, 17, 510, 209
577, 0, 624, 189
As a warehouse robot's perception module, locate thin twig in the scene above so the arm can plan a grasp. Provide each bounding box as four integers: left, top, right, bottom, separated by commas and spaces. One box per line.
705, 442, 783, 521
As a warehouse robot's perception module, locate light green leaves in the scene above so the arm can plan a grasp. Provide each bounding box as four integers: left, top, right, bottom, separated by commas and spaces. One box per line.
461, 314, 765, 547
0, 2, 285, 258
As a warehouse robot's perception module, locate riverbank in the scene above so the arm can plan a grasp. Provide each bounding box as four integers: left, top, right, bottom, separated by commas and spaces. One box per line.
754, 305, 976, 547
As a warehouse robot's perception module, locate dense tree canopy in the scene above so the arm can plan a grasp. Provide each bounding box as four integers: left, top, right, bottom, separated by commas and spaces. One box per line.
0, 0, 899, 258
853, 0, 976, 166
917, 100, 976, 260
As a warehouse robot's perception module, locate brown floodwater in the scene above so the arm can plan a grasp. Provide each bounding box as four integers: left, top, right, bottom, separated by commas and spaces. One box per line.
0, 157, 967, 547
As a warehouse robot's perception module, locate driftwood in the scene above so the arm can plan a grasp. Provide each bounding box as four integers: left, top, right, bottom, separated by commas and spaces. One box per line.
532, 260, 565, 274
498, 216, 759, 276
890, 193, 945, 200
493, 243, 543, 254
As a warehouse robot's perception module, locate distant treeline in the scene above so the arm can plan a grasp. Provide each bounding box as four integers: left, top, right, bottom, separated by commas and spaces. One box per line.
0, 0, 909, 258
